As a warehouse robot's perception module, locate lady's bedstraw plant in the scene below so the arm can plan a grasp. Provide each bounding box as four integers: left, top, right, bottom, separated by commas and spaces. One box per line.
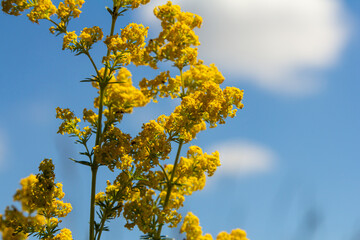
0, 0, 248, 240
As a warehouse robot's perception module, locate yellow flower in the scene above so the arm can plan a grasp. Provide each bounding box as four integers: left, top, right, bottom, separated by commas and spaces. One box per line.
79, 26, 103, 50
57, 0, 84, 21
229, 229, 249, 240
216, 229, 249, 240
2, 0, 30, 16
104, 23, 149, 66
54, 228, 73, 240
114, 0, 150, 9
94, 126, 132, 171
98, 67, 149, 116
148, 1, 202, 69
56, 107, 81, 135
180, 212, 212, 240
27, 0, 57, 23
62, 31, 78, 50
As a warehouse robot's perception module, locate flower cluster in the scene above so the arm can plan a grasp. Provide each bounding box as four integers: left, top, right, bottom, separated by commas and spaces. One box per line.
62, 26, 103, 51
2, 0, 56, 23
27, 0, 56, 23
0, 159, 72, 239
114, 0, 150, 10
2, 0, 249, 239
1, 0, 30, 16
146, 1, 202, 69
181, 212, 249, 240
1, 0, 84, 25
94, 126, 132, 171
180, 212, 213, 240
55, 107, 81, 135
131, 120, 171, 171
57, 0, 84, 22
102, 67, 149, 114
104, 23, 149, 66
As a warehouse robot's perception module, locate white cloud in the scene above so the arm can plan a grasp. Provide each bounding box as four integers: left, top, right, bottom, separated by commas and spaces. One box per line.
140, 0, 350, 95
210, 140, 276, 176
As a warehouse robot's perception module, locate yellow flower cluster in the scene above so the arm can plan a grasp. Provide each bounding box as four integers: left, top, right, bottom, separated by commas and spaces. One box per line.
62, 31, 77, 50
104, 23, 149, 66
2, 0, 250, 239
93, 126, 133, 171
27, 0, 56, 23
153, 76, 243, 142
123, 189, 159, 234
140, 62, 229, 102
177, 145, 220, 183
216, 229, 249, 240
1, 0, 29, 16
182, 62, 225, 93
139, 71, 179, 100
180, 81, 243, 128
114, 0, 150, 9
0, 209, 39, 240
181, 212, 249, 240
147, 1, 202, 69
0, 159, 72, 239
1, 0, 56, 23
157, 112, 205, 143
148, 146, 219, 231
56, 107, 92, 140
57, 0, 84, 21
131, 120, 171, 171
94, 172, 134, 219
62, 26, 103, 51
83, 108, 98, 126
93, 67, 149, 123
180, 212, 213, 240
13, 160, 72, 218
56, 107, 81, 135
79, 26, 104, 50
1, 0, 84, 24
54, 228, 73, 240
158, 188, 183, 226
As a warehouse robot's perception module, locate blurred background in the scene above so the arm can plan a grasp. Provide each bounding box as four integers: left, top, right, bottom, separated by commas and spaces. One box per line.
0, 0, 359, 239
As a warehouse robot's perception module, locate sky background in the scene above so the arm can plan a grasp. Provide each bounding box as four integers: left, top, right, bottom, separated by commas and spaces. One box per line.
0, 0, 360, 239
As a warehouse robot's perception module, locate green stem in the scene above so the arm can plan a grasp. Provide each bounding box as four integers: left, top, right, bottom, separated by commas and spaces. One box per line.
89, 79, 105, 240
102, 11, 118, 80
85, 51, 100, 77
96, 207, 109, 240
154, 140, 184, 240
89, 165, 98, 240
96, 191, 118, 240
89, 9, 119, 240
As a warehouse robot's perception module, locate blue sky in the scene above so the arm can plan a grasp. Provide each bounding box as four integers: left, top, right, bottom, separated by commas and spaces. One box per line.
0, 0, 360, 239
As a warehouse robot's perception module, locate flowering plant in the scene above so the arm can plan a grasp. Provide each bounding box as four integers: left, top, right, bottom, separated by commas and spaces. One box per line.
0, 1, 248, 240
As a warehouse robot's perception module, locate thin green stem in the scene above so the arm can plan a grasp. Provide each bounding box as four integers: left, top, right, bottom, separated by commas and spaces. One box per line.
96, 201, 112, 240
96, 175, 131, 240
89, 9, 119, 240
48, 19, 59, 28
89, 74, 105, 240
158, 163, 170, 184
96, 210, 108, 240
89, 165, 98, 240
85, 51, 100, 77
154, 140, 184, 240
102, 12, 118, 81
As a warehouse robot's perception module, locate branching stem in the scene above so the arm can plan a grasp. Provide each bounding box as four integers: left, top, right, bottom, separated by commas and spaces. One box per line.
89, 8, 119, 240
154, 139, 184, 240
